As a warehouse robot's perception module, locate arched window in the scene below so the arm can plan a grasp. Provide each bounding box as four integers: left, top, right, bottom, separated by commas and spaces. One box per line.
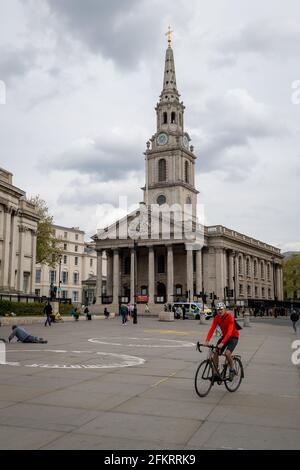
246, 258, 250, 276
157, 255, 165, 274
184, 161, 189, 184
158, 158, 167, 182
157, 195, 166, 206
186, 196, 192, 205
163, 112, 168, 124
254, 259, 257, 277
238, 256, 243, 275
261, 261, 264, 279
171, 112, 176, 124
124, 256, 130, 275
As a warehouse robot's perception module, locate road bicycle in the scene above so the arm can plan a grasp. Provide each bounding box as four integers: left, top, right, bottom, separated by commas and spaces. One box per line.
194, 342, 244, 397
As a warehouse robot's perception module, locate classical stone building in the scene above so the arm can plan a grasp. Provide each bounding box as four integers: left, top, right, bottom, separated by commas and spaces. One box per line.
93, 38, 283, 314
0, 168, 40, 294
35, 225, 98, 304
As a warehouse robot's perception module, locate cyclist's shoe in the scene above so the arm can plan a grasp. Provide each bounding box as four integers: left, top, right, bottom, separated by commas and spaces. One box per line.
228, 369, 236, 382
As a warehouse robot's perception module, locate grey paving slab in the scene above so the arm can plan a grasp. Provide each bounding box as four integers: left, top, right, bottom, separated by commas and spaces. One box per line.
0, 425, 63, 450
76, 411, 202, 446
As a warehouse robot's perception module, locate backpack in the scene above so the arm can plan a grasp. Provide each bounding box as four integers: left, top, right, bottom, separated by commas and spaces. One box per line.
234, 319, 243, 331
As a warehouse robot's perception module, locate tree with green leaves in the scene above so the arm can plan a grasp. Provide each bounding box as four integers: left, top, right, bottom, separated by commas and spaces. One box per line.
29, 195, 63, 267
283, 253, 300, 300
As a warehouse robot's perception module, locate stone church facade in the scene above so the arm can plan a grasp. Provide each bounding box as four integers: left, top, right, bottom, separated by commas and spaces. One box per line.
93, 39, 283, 314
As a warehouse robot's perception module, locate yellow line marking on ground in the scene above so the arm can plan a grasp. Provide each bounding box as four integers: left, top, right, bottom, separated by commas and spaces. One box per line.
143, 329, 189, 336
151, 372, 177, 388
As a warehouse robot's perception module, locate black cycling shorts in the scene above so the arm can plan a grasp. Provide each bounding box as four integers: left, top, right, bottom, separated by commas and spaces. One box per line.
217, 336, 238, 354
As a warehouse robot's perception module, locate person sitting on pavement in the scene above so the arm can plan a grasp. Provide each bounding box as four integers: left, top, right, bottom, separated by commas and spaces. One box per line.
204, 304, 239, 381
8, 325, 47, 344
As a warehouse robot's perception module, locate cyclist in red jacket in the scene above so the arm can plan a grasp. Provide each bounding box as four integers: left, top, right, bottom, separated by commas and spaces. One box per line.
205, 304, 239, 381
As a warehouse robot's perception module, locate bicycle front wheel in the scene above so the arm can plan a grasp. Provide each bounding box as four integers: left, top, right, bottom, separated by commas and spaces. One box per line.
224, 357, 243, 392
194, 359, 213, 397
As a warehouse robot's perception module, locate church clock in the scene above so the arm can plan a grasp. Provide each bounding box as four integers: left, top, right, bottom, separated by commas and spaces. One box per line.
157, 133, 168, 146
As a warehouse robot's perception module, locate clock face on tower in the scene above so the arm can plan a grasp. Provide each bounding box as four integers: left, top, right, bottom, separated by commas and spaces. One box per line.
157, 133, 168, 146
182, 135, 189, 149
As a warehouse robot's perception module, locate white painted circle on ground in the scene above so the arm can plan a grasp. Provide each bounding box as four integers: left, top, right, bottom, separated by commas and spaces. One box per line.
3, 349, 145, 369
88, 337, 195, 348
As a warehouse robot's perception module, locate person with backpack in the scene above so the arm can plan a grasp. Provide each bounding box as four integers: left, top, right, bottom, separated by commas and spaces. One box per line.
204, 304, 241, 381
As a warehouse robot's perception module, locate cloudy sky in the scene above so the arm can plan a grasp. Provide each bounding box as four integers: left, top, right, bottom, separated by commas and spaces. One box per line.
0, 0, 299, 251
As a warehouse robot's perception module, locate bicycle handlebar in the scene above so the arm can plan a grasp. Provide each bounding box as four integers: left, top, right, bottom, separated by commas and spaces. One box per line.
196, 342, 218, 353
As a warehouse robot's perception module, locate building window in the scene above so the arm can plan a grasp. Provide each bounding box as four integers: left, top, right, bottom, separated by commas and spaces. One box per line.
75, 245, 78, 252
62, 271, 68, 284
262, 287, 265, 298
255, 286, 258, 297
261, 261, 264, 279
75, 234, 79, 241
64, 243, 67, 250
64, 231, 67, 239
90, 258, 93, 267
238, 256, 243, 275
73, 291, 79, 302
49, 270, 56, 283
184, 160, 189, 184
179, 113, 182, 127
171, 111, 176, 124
268, 288, 271, 299
73, 272, 79, 285
35, 289, 41, 297
63, 255, 67, 264
246, 258, 250, 276
239, 284, 243, 296
158, 158, 167, 182
176, 284, 182, 295
186, 196, 192, 205
61, 290, 68, 299
35, 269, 41, 284
124, 256, 130, 275
163, 112, 167, 124
267, 263, 270, 281
157, 195, 166, 206
254, 259, 257, 277
157, 255, 165, 274
75, 257, 78, 266
247, 285, 251, 297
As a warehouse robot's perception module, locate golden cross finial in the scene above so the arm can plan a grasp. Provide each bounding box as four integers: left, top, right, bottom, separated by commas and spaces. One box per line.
165, 26, 173, 47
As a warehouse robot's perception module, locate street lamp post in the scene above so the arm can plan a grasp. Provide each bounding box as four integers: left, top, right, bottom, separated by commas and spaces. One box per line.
58, 254, 62, 314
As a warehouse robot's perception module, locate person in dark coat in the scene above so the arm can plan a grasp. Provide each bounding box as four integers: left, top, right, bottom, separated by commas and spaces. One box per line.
290, 310, 299, 333
43, 301, 52, 327
132, 304, 138, 324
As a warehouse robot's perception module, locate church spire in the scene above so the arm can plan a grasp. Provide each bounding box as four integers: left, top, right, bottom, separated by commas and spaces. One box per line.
161, 27, 179, 99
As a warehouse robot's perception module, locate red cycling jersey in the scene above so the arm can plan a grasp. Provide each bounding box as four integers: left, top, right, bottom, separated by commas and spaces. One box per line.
206, 311, 239, 345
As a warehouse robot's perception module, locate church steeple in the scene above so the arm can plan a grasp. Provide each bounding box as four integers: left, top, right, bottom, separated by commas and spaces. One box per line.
143, 32, 199, 216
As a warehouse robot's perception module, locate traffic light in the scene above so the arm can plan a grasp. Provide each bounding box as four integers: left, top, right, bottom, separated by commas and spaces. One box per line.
209, 293, 213, 300
203, 293, 207, 303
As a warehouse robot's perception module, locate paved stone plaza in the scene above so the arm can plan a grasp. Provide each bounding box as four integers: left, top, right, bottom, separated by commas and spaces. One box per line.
0, 316, 299, 450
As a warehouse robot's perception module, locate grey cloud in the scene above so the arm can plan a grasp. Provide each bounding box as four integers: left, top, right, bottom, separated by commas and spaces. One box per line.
0, 46, 36, 82
46, 0, 163, 69
41, 137, 144, 181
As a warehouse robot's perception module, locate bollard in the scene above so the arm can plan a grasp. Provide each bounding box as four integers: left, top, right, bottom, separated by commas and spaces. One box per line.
243, 311, 250, 327
199, 314, 205, 325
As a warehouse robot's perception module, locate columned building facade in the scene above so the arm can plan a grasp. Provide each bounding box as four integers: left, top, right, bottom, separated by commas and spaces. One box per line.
93, 39, 283, 313
0, 168, 40, 294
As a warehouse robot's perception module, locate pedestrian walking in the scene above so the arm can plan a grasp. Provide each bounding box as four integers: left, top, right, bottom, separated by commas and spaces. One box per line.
84, 306, 92, 320
290, 310, 299, 333
132, 304, 138, 324
120, 304, 128, 325
43, 301, 52, 327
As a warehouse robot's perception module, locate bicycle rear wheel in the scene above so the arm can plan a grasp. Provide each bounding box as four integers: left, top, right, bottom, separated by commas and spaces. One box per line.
224, 357, 243, 392
194, 359, 213, 397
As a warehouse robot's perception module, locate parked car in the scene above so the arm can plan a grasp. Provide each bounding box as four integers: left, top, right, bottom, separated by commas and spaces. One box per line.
172, 302, 213, 320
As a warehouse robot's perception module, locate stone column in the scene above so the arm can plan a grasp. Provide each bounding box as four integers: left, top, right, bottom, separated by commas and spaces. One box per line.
186, 246, 193, 301
228, 251, 234, 291
167, 245, 174, 303
216, 248, 226, 302
130, 248, 135, 305
30, 230, 37, 294
9, 211, 17, 290
2, 208, 12, 289
106, 250, 113, 297
113, 249, 120, 305
148, 246, 155, 304
276, 266, 283, 301
96, 250, 103, 303
17, 226, 25, 292
196, 249, 202, 296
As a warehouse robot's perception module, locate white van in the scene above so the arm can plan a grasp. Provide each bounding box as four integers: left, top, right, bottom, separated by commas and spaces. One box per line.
172, 302, 213, 320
